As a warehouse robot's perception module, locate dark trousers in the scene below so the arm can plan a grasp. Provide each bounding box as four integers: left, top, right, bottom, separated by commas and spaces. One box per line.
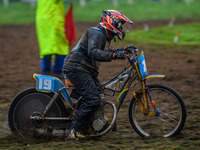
41, 55, 66, 74
64, 69, 101, 132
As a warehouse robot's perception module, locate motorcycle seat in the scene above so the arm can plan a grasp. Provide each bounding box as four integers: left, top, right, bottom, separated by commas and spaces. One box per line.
64, 78, 74, 86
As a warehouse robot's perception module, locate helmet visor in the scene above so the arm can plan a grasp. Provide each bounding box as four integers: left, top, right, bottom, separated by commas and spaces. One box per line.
117, 22, 132, 40
116, 21, 124, 31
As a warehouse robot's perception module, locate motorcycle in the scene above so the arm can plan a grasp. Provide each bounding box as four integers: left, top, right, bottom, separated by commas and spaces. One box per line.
8, 47, 186, 138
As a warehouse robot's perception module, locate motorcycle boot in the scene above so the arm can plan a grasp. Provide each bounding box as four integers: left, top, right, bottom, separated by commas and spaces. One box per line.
66, 129, 86, 140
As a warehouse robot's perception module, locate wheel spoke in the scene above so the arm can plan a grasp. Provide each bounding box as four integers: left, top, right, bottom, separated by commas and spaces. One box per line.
161, 111, 180, 123
159, 116, 175, 127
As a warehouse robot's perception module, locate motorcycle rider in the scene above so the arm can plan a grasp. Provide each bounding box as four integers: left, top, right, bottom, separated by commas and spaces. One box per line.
63, 10, 134, 139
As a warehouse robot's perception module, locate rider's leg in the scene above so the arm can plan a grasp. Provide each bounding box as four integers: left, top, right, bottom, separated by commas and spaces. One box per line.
64, 69, 101, 134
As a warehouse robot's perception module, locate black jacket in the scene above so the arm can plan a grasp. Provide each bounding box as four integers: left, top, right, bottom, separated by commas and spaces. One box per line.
63, 25, 113, 77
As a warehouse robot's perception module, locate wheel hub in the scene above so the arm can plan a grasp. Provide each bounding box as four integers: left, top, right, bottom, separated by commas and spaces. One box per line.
30, 111, 42, 120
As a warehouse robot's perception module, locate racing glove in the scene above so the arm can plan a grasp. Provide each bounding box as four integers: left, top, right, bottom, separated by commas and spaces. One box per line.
123, 44, 136, 52
112, 51, 126, 60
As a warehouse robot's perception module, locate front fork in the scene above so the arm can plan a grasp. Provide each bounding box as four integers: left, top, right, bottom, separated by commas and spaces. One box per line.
146, 87, 161, 116
141, 81, 149, 115
135, 81, 160, 116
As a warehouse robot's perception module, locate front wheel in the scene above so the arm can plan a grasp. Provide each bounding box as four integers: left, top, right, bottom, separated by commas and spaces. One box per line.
129, 84, 186, 138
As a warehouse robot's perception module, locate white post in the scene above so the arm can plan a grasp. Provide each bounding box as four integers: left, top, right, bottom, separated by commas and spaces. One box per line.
3, 0, 9, 8
112, 0, 118, 7
185, 0, 194, 5
169, 18, 175, 27
144, 21, 149, 31
128, 0, 134, 4
80, 0, 86, 6
174, 31, 181, 43
161, 0, 166, 3
30, 0, 36, 8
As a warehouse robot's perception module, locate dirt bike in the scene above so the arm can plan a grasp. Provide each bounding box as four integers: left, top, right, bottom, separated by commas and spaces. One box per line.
8, 47, 186, 138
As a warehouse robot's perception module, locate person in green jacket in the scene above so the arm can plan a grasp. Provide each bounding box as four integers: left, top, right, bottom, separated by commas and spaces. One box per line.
36, 0, 69, 75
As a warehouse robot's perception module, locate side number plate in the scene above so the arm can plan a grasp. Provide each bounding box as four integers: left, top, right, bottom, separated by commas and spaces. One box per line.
38, 78, 53, 91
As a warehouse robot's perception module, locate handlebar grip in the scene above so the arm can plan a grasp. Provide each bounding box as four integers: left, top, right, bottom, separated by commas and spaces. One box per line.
126, 48, 138, 54
123, 45, 137, 52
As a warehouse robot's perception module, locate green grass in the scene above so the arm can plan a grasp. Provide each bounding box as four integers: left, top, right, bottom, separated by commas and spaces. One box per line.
72, 0, 200, 22
126, 23, 200, 47
0, 2, 36, 24
0, 0, 200, 24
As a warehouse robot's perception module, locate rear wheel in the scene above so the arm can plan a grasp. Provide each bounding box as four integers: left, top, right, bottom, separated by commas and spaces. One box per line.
129, 84, 186, 138
8, 87, 70, 138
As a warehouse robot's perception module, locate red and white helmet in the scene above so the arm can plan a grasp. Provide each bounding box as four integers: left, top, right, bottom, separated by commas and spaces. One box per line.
100, 10, 133, 40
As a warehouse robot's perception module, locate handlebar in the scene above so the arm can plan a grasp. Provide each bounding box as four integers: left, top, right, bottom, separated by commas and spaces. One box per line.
123, 47, 138, 56
112, 45, 139, 61
123, 46, 139, 64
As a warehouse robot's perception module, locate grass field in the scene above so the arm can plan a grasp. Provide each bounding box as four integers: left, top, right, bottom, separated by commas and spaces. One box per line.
126, 22, 200, 48
72, 0, 200, 22
0, 0, 200, 24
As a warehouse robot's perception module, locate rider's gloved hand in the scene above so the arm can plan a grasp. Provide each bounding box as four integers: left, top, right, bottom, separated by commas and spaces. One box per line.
112, 51, 126, 60
123, 44, 136, 52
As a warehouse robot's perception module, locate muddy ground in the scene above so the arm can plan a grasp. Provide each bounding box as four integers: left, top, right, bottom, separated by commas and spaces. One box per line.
0, 19, 200, 149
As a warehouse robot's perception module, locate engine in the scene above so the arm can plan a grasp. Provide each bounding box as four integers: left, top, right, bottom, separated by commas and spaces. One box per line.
92, 114, 108, 132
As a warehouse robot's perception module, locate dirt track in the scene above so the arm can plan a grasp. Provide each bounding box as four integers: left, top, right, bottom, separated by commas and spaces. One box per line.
0, 20, 200, 149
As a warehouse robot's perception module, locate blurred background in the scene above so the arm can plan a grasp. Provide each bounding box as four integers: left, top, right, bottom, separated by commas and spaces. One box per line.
1, 0, 200, 23
1, 0, 199, 46
0, 0, 200, 150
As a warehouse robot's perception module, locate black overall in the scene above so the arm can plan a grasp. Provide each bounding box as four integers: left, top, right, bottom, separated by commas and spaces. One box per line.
63, 25, 113, 132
